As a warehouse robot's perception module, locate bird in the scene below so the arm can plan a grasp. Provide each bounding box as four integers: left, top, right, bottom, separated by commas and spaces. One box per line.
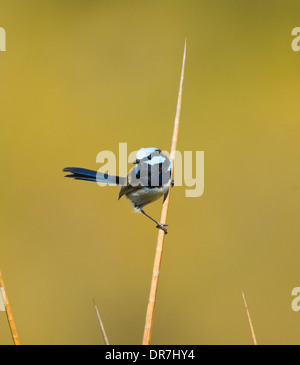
63, 148, 174, 233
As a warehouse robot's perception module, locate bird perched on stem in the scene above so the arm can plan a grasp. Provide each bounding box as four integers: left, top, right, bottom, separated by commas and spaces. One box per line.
63, 148, 173, 233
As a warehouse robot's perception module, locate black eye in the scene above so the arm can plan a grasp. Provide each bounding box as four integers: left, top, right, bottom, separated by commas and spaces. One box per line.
147, 154, 152, 160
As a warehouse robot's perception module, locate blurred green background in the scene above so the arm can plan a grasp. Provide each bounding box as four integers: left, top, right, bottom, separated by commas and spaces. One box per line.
1, 0, 300, 344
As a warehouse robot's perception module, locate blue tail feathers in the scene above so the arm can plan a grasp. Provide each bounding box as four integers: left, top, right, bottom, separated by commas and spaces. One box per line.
63, 167, 126, 185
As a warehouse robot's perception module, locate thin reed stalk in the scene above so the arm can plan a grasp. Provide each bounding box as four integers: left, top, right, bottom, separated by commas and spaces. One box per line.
0, 270, 20, 345
242, 290, 257, 345
93, 299, 110, 345
142, 40, 187, 345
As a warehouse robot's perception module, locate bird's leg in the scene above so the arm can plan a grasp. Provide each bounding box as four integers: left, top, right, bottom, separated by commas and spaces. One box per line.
140, 208, 168, 234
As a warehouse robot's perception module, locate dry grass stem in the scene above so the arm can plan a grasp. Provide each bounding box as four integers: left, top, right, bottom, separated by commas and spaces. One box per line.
242, 290, 258, 345
93, 299, 110, 345
142, 40, 187, 345
0, 270, 20, 345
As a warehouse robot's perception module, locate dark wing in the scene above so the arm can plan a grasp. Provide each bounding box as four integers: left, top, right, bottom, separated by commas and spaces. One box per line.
118, 161, 172, 200
118, 166, 141, 200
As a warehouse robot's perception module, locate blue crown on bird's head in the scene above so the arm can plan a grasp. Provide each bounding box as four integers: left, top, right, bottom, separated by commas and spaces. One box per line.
136, 148, 159, 160
133, 148, 172, 170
